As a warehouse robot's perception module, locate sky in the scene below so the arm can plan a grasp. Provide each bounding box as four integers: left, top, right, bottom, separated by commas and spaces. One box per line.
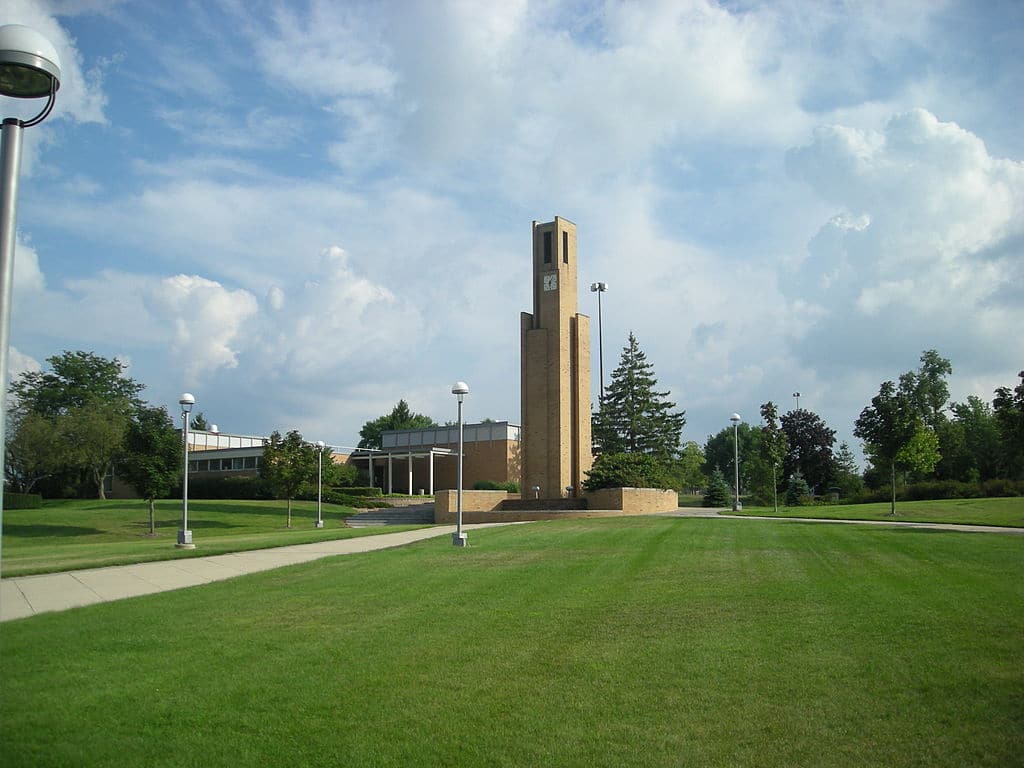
2, 0, 1022, 462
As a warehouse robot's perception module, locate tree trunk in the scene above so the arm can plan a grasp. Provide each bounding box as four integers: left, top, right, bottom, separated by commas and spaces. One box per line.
287, 497, 292, 528
772, 463, 778, 514
94, 467, 106, 500
889, 461, 897, 516
148, 497, 156, 535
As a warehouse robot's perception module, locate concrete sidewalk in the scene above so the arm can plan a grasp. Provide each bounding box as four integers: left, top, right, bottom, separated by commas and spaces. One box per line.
1, 523, 517, 623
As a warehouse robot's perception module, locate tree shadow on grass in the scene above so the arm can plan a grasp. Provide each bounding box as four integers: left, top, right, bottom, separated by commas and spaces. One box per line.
3, 524, 104, 538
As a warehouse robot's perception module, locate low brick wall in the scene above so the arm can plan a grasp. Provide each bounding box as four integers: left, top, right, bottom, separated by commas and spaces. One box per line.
433, 487, 679, 523
585, 487, 679, 514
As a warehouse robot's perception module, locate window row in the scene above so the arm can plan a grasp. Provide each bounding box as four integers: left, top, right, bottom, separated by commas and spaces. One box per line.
189, 455, 262, 473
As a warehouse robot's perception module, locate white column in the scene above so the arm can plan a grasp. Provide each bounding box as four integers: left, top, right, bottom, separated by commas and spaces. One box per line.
429, 450, 435, 495
387, 454, 393, 495
408, 450, 413, 494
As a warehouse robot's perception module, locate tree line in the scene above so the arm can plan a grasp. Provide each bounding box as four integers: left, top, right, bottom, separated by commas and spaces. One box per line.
584, 339, 1024, 511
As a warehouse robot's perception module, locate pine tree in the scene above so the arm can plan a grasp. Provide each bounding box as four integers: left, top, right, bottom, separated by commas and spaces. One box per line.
703, 466, 732, 507
592, 332, 686, 459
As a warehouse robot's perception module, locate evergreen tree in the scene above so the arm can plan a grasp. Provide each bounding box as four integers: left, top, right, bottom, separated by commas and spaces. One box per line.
703, 466, 731, 508
592, 332, 686, 459
833, 441, 863, 500
785, 472, 811, 506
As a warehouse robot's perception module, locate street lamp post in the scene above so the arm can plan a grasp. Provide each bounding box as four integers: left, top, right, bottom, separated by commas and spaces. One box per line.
315, 441, 326, 529
792, 392, 801, 411
451, 381, 469, 547
177, 394, 196, 548
590, 282, 608, 402
0, 25, 61, 573
730, 413, 742, 512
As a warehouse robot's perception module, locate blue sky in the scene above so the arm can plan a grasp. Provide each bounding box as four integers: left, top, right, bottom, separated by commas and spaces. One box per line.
3, 0, 1022, 460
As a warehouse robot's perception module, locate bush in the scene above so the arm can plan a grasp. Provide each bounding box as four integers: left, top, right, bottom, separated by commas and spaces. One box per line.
473, 480, 520, 493
183, 475, 272, 500
322, 489, 391, 508
703, 467, 732, 507
339, 486, 383, 498
584, 453, 674, 491
785, 473, 812, 506
3, 491, 42, 509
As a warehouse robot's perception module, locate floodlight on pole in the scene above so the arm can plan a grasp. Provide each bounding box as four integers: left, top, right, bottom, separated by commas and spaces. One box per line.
0, 25, 61, 573
589, 282, 608, 403
730, 413, 742, 512
792, 392, 801, 411
315, 441, 326, 529
451, 381, 469, 547
177, 394, 196, 548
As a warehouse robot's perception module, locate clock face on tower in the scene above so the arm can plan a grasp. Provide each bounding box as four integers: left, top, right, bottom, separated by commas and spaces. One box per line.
543, 272, 558, 292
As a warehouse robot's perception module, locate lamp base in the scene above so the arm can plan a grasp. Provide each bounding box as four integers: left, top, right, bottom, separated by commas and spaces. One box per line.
452, 532, 468, 547
176, 529, 195, 549
315, 520, 324, 529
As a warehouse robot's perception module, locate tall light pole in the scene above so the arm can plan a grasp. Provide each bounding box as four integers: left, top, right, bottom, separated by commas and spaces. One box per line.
177, 393, 196, 549
792, 391, 801, 412
315, 441, 326, 529
451, 381, 469, 547
730, 413, 742, 512
0, 25, 61, 573
590, 282, 608, 403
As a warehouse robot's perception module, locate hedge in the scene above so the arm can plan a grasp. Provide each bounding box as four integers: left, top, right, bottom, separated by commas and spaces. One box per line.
4, 491, 43, 509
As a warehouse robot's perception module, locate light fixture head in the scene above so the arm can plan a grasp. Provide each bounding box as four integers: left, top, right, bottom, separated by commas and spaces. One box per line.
451, 381, 470, 396
210, 424, 219, 434
730, 413, 741, 425
316, 440, 326, 450
179, 393, 196, 413
590, 282, 608, 292
0, 24, 61, 98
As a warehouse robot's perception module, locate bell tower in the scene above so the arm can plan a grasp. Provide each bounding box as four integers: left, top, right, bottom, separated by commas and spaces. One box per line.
520, 216, 592, 498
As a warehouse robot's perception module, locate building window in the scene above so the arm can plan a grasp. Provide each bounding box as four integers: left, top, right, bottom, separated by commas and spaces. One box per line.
543, 231, 552, 263
244, 456, 257, 469
563, 231, 569, 264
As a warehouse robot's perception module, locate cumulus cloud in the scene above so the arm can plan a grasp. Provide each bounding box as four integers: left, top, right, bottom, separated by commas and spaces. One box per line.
147, 275, 258, 378
784, 108, 1024, 373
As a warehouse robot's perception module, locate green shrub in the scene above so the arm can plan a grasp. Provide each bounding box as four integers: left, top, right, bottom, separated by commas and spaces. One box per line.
785, 473, 812, 506
473, 480, 520, 493
340, 487, 383, 498
703, 467, 732, 507
585, 453, 674, 491
183, 475, 272, 500
3, 491, 43, 509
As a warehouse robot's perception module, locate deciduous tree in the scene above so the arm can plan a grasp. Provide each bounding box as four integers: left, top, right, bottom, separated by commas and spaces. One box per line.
781, 408, 836, 494
358, 400, 437, 450
993, 371, 1024, 480
260, 430, 318, 527
759, 402, 788, 512
121, 406, 181, 535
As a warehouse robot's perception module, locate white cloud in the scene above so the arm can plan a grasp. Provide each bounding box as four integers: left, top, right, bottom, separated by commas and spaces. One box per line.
784, 108, 1024, 376
148, 275, 258, 379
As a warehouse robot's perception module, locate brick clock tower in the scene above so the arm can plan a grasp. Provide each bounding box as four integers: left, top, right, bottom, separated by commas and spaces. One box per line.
520, 216, 593, 499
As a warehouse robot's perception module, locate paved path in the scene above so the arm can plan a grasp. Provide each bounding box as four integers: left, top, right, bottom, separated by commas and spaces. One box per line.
661, 507, 1024, 534
0, 523, 518, 623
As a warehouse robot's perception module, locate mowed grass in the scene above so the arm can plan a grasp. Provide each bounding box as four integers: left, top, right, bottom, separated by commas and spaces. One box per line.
734, 496, 1024, 528
2, 517, 1022, 767
1, 499, 423, 577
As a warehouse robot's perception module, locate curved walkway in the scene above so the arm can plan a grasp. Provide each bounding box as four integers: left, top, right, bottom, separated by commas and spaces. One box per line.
0, 523, 519, 623
661, 507, 1024, 534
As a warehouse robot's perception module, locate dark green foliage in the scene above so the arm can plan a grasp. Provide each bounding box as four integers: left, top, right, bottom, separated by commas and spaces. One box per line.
358, 400, 437, 450
592, 332, 685, 459
785, 472, 812, 506
703, 466, 732, 507
584, 452, 674, 491
189, 412, 210, 431
856, 351, 950, 513
120, 406, 182, 534
321, 490, 391, 508
781, 407, 836, 493
184, 475, 272, 500
334, 486, 383, 498
9, 350, 143, 418
260, 430, 318, 527
853, 478, 1024, 504
473, 480, 521, 493
758, 402, 788, 509
704, 422, 769, 502
2, 492, 42, 509
673, 441, 706, 492
833, 442, 863, 500
993, 370, 1024, 479
936, 396, 1001, 482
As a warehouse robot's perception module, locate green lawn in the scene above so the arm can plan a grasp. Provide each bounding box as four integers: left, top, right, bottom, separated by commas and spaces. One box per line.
733, 496, 1024, 527
1, 499, 424, 577
2, 517, 1021, 767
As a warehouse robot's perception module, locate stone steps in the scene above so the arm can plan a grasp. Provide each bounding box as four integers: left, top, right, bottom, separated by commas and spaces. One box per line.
346, 504, 435, 527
